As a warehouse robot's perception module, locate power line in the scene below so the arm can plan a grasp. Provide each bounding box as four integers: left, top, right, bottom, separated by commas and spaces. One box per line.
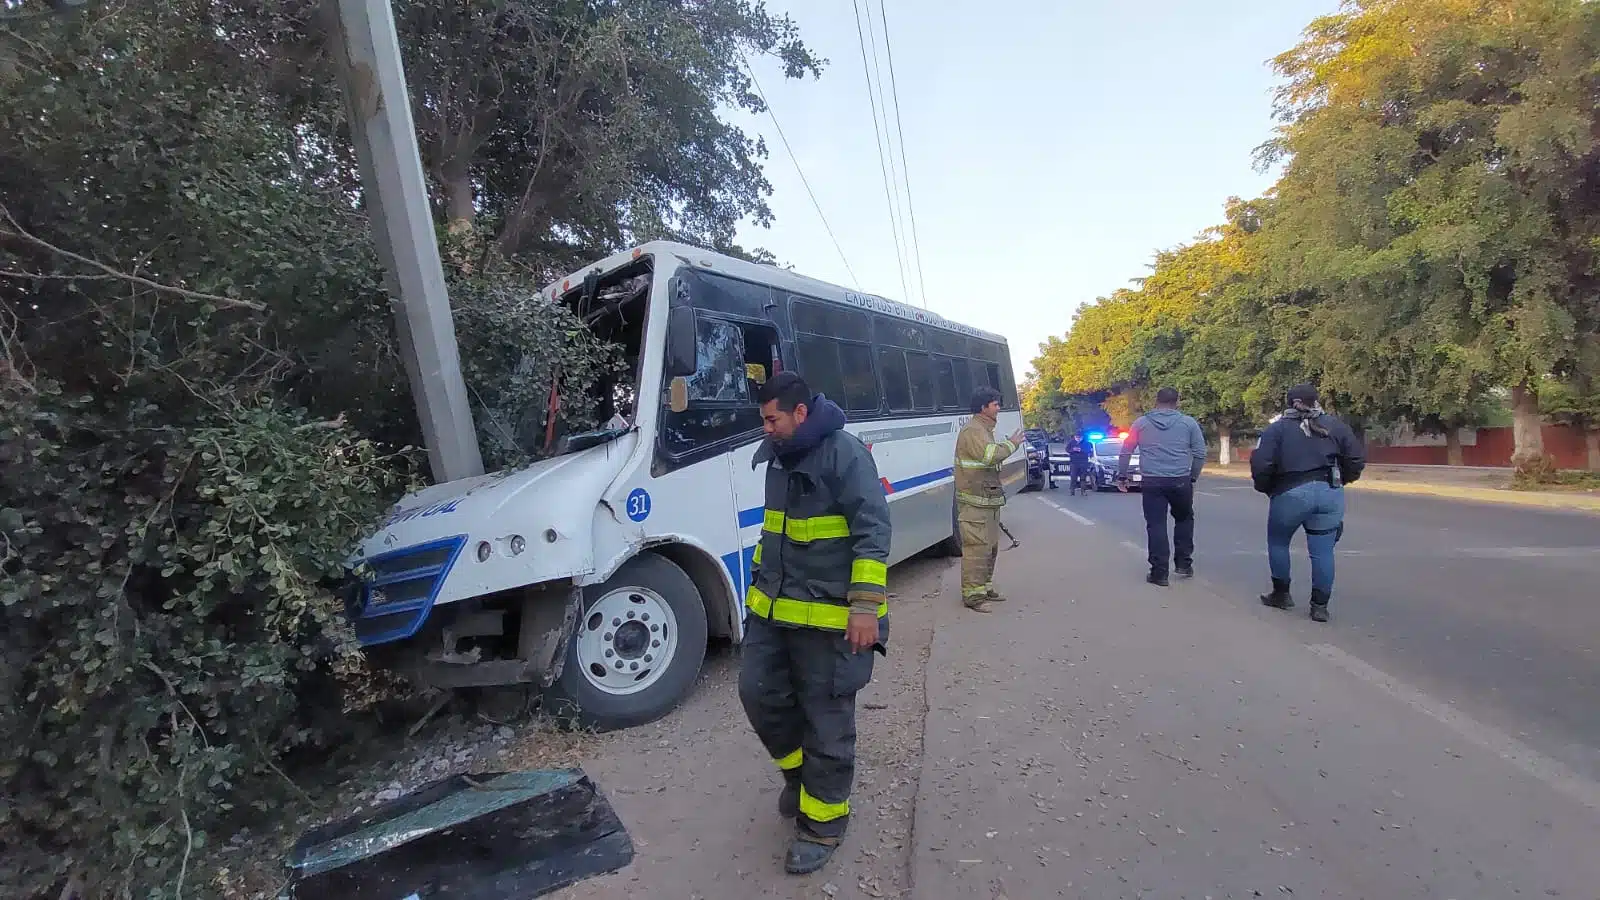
876, 0, 929, 309
851, 0, 913, 305
861, 0, 916, 304
743, 58, 860, 287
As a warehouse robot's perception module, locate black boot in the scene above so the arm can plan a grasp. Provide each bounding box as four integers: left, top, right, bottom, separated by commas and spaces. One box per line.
1309, 588, 1330, 622
778, 771, 800, 818
784, 832, 841, 875
1259, 577, 1293, 609
1146, 569, 1169, 587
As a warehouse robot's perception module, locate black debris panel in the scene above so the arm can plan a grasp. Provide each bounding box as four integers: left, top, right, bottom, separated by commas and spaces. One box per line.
285, 769, 634, 899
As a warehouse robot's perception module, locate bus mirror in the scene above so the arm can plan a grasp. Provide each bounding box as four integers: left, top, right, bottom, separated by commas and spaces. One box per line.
666, 306, 697, 377
668, 376, 689, 413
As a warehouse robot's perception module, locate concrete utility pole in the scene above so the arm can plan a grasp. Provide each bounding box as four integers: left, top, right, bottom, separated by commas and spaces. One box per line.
323, 0, 484, 483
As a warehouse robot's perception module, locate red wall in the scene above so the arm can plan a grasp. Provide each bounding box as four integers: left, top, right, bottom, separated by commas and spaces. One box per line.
1364, 425, 1590, 469
1225, 424, 1592, 469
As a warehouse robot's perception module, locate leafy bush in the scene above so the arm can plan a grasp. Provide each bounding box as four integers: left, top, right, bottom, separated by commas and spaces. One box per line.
0, 386, 415, 896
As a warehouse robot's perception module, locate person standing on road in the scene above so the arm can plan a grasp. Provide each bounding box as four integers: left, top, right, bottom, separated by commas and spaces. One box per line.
954, 386, 1025, 612
1249, 383, 1365, 622
1067, 432, 1092, 495
1118, 387, 1207, 586
738, 372, 891, 876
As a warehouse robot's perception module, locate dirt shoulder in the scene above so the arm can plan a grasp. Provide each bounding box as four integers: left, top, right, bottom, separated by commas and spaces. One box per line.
551, 555, 947, 900
1207, 462, 1600, 513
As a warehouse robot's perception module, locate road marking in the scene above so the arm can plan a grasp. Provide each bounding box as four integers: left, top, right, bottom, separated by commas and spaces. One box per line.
1120, 540, 1142, 554
1307, 643, 1600, 814
1056, 506, 1095, 526
1039, 498, 1096, 526
1196, 490, 1222, 498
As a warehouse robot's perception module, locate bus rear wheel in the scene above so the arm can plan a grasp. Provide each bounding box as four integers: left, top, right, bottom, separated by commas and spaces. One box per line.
542, 553, 708, 732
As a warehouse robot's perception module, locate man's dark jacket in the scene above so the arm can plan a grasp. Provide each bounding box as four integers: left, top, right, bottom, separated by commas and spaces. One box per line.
749, 395, 892, 624
1250, 412, 1367, 496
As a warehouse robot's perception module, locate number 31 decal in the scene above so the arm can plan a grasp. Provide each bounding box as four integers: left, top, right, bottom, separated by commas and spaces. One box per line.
625, 488, 652, 523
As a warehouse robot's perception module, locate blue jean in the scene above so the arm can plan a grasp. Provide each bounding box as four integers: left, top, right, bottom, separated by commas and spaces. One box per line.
1267, 481, 1345, 595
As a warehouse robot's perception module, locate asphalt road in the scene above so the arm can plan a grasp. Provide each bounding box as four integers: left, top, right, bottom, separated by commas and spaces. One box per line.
1027, 477, 1600, 784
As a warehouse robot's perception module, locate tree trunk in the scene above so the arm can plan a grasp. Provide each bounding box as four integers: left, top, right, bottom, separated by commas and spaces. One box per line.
1584, 425, 1600, 472
442, 166, 475, 234
1509, 380, 1547, 469
1444, 428, 1464, 467
1218, 428, 1233, 466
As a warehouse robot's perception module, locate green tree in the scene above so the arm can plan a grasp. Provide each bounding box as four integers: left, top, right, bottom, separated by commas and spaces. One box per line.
0, 0, 824, 894
1261, 0, 1600, 469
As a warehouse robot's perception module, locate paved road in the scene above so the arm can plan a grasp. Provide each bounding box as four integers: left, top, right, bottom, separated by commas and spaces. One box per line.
549, 483, 1600, 899
917, 495, 1600, 898
1027, 479, 1600, 784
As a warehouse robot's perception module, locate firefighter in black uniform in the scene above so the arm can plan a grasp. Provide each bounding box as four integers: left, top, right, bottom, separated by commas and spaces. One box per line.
739, 372, 891, 875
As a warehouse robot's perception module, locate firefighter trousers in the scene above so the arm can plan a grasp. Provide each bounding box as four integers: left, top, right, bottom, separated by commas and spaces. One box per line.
739, 614, 885, 838
958, 504, 1000, 605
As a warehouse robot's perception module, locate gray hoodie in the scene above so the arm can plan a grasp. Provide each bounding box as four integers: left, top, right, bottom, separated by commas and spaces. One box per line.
1119, 407, 1206, 481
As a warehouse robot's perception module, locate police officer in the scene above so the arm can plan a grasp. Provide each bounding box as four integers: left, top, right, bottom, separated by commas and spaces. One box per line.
1066, 432, 1092, 495
1249, 383, 1365, 622
739, 372, 891, 875
954, 386, 1024, 611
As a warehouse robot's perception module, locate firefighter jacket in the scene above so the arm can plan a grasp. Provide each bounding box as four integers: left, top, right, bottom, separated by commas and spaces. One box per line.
747, 395, 892, 626
954, 416, 1016, 508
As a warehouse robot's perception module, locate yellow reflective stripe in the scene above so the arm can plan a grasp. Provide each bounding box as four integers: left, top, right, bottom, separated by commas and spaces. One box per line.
746, 586, 887, 630
955, 458, 990, 469
760, 510, 850, 543
774, 748, 803, 771
850, 558, 887, 587
799, 787, 849, 823
752, 541, 762, 565
981, 440, 1015, 464
957, 491, 1004, 508
787, 514, 849, 542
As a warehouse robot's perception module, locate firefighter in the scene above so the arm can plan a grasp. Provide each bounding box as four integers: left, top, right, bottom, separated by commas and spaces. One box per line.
738, 371, 891, 875
954, 386, 1025, 611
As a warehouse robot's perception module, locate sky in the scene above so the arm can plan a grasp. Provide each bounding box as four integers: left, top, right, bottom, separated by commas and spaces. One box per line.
731, 0, 1339, 383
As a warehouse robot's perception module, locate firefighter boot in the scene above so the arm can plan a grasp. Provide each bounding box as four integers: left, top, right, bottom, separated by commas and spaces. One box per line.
1259, 578, 1293, 609
1309, 588, 1331, 622
778, 770, 800, 819
784, 833, 841, 875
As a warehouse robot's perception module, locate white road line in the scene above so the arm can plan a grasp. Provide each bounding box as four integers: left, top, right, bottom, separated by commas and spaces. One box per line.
1308, 643, 1600, 814
1056, 506, 1095, 526
1039, 498, 1096, 526
1196, 490, 1222, 498
1120, 540, 1142, 554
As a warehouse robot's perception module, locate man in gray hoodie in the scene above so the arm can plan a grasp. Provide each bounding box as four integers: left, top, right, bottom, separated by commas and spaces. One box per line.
1118, 388, 1207, 586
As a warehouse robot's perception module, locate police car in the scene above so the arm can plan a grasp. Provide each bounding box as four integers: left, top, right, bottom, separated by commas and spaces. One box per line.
1087, 434, 1141, 490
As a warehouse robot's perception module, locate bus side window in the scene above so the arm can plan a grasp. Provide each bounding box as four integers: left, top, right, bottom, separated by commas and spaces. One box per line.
933, 356, 959, 410
660, 316, 781, 458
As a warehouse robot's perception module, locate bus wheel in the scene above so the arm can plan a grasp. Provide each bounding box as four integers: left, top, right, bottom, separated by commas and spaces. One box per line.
542, 553, 708, 732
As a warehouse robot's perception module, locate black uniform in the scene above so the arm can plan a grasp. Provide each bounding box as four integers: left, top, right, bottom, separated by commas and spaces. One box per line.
739, 395, 891, 840
1250, 413, 1366, 495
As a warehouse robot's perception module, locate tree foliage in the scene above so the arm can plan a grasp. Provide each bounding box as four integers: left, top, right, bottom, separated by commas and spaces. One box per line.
0, 0, 819, 894
1030, 0, 1599, 467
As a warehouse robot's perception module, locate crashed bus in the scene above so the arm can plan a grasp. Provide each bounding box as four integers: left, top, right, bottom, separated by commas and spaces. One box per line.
345, 242, 1023, 730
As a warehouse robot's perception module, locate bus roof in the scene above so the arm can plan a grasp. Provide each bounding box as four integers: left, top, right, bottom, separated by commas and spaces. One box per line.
546, 240, 1008, 346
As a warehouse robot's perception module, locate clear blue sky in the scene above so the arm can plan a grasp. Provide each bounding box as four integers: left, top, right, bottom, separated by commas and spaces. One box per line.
731, 0, 1338, 382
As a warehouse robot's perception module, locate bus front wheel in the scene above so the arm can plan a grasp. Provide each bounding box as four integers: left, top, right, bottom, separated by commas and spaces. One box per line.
542, 553, 708, 731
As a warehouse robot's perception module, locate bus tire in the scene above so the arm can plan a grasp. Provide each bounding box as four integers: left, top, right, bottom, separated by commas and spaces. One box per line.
541, 553, 708, 732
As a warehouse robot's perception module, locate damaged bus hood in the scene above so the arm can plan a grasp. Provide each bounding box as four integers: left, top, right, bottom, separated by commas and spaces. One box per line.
352, 432, 639, 605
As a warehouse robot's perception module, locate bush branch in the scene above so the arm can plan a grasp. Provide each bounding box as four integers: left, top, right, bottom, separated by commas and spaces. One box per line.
0, 204, 266, 312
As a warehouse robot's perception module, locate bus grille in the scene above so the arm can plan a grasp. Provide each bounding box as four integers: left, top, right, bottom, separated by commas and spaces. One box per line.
349, 535, 467, 647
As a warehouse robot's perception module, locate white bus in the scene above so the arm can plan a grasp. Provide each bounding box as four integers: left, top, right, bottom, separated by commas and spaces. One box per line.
346, 242, 1024, 730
